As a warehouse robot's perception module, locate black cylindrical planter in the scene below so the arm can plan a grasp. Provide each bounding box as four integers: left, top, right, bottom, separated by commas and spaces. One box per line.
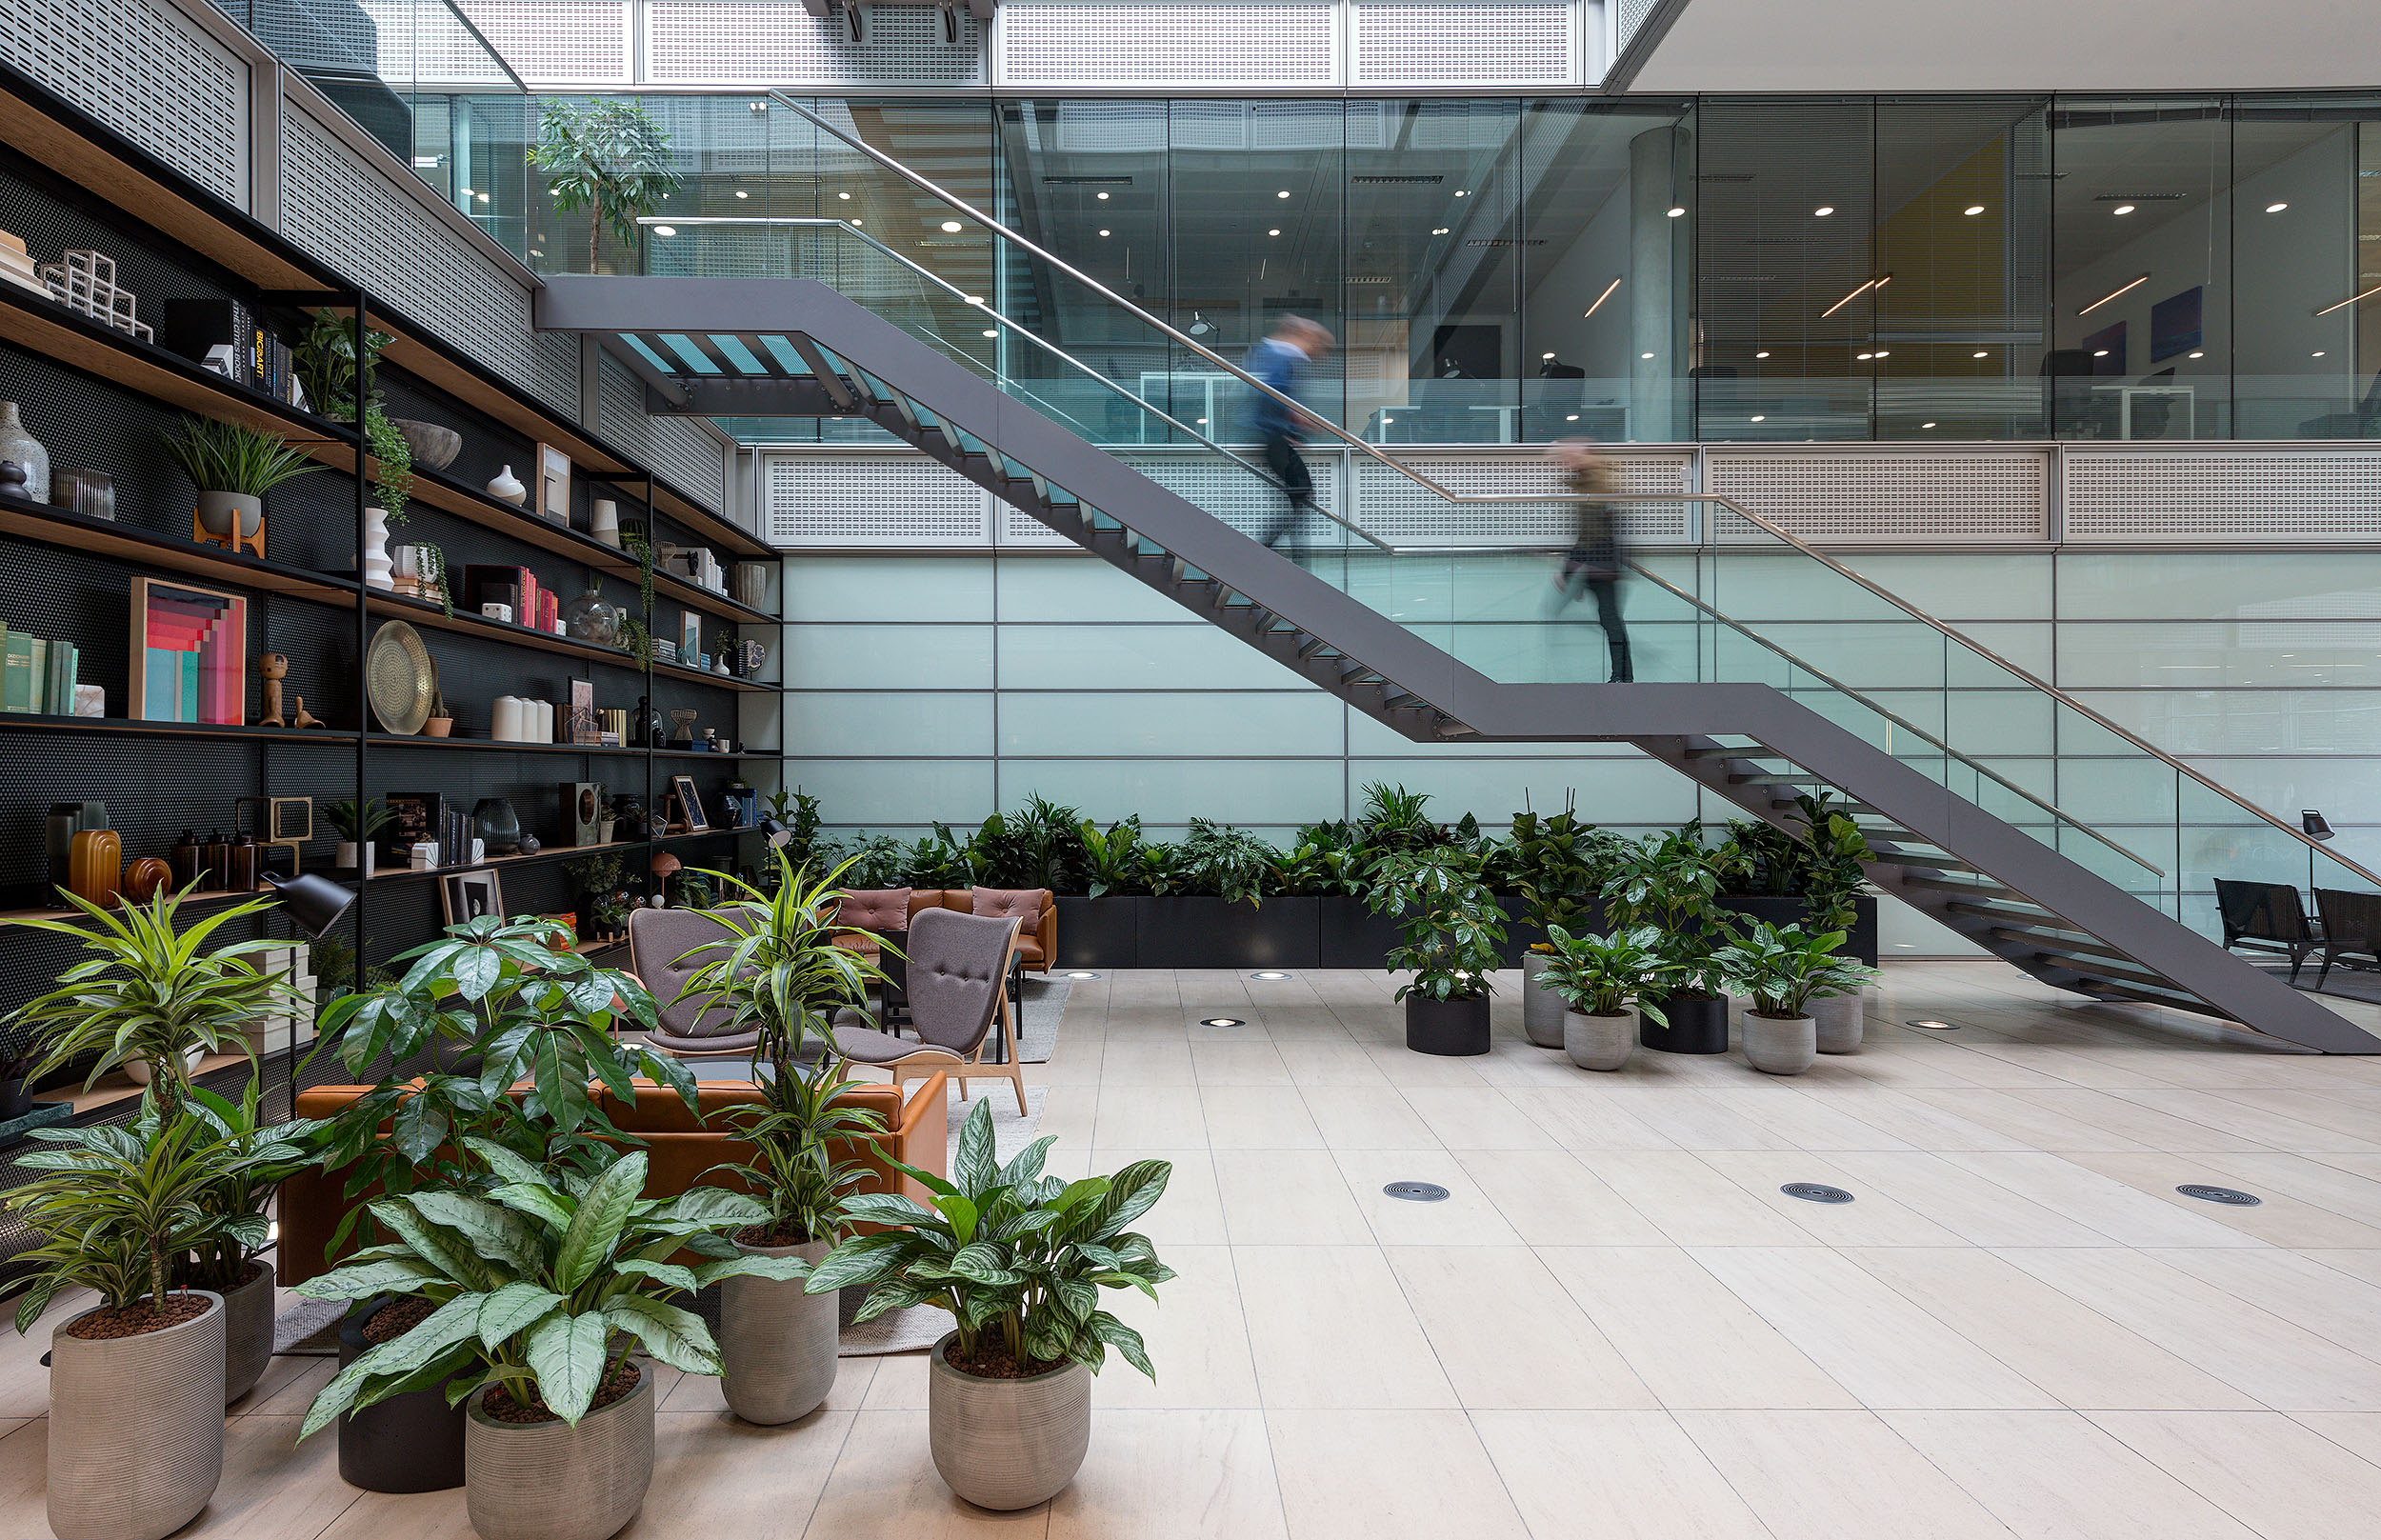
1406, 995, 1492, 1055
1640, 992, 1730, 1054
336, 1299, 467, 1493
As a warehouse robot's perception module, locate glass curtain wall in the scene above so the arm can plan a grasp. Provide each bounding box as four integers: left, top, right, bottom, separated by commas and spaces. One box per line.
523, 90, 2381, 445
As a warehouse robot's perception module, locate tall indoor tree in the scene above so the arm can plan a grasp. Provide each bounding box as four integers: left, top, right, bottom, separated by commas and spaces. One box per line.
530, 99, 682, 273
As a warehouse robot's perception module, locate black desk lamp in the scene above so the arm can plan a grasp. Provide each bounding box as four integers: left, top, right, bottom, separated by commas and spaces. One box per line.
263, 870, 357, 936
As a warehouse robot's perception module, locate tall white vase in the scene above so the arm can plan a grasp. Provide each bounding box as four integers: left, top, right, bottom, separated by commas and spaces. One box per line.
590, 498, 621, 547
362, 508, 394, 590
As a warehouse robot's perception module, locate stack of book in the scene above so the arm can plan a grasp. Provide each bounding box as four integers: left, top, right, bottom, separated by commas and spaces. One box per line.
0, 623, 78, 716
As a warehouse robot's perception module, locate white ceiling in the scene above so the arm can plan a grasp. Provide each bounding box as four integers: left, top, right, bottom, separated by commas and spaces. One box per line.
1624, 0, 2381, 93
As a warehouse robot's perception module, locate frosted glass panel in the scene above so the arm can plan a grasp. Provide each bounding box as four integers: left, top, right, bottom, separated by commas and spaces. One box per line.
2075, 690, 2381, 755
784, 625, 994, 690
995, 557, 1185, 623
1001, 760, 1345, 827
1348, 757, 1701, 826
2057, 621, 2381, 690
1838, 554, 2055, 621
786, 691, 994, 757
785, 759, 996, 826
2053, 552, 2381, 622
785, 555, 994, 622
998, 625, 1306, 690
997, 691, 1343, 757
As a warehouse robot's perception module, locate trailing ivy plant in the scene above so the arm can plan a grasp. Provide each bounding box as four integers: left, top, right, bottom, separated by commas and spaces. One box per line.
809, 1099, 1173, 1378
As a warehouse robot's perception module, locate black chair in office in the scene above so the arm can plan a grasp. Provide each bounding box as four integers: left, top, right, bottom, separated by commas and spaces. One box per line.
2311, 889, 2381, 990
2212, 878, 2324, 983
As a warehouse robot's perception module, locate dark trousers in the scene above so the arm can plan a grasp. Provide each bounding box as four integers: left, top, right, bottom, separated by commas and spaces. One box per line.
1261, 434, 1315, 550
1561, 568, 1633, 682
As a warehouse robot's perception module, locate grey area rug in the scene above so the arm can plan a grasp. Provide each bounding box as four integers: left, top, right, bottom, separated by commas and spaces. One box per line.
275, 1296, 346, 1356
1018, 975, 1070, 1063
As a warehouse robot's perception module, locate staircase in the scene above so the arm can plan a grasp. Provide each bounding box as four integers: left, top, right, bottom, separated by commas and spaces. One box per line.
540, 269, 2381, 1054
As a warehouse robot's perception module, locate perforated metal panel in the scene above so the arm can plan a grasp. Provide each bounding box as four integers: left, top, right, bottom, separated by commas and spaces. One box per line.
2063, 451, 2381, 544
995, 2, 1338, 89
357, 0, 523, 85
649, 2, 985, 86
998, 500, 1076, 548
452, 0, 631, 84
279, 105, 536, 390
1112, 449, 1342, 547
0, 0, 245, 205
1352, 2, 1576, 87
530, 328, 583, 420
1705, 450, 2049, 545
1614, 0, 1659, 50
598, 351, 729, 511
766, 453, 992, 547
1351, 450, 1691, 545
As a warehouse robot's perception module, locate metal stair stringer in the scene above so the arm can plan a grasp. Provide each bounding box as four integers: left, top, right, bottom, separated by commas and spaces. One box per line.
534, 275, 2381, 1054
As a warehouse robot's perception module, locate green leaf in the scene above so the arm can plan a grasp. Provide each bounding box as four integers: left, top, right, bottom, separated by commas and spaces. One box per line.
475, 1281, 565, 1350
601, 1294, 719, 1376
613, 1258, 701, 1294
838, 1192, 940, 1230
1088, 1310, 1155, 1379
951, 1098, 997, 1195
450, 944, 501, 1002
371, 1201, 495, 1291
523, 1310, 610, 1425
292, 1258, 440, 1302
409, 1190, 546, 1278
806, 1231, 913, 1293
463, 1137, 547, 1188
554, 1153, 647, 1292
1088, 1160, 1172, 1237
932, 1191, 980, 1248
489, 1180, 575, 1234
694, 1254, 811, 1288
945, 1241, 1023, 1289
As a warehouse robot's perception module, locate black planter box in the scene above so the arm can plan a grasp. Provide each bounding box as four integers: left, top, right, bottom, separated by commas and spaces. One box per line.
1640, 992, 1730, 1054
1055, 895, 1138, 968
337, 1299, 467, 1492
1405, 993, 1491, 1055
1135, 896, 1320, 969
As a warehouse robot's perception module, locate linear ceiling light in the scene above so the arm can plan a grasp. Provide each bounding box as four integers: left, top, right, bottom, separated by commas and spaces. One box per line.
2077, 273, 2150, 315
1583, 275, 1623, 318
2314, 283, 2381, 317
1820, 273, 1891, 319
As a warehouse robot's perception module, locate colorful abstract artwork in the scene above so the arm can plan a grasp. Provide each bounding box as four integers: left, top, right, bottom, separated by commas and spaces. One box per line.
130, 577, 246, 725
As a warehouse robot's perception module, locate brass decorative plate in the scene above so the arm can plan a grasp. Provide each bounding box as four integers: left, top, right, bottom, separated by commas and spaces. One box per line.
365, 620, 435, 735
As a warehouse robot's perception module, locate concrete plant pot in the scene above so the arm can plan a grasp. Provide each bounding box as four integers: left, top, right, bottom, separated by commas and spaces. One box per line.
194, 490, 261, 538
465, 1366, 654, 1540
336, 1298, 466, 1493
929, 1331, 1090, 1511
1811, 991, 1866, 1054
1743, 1012, 1818, 1075
1521, 951, 1566, 1048
1563, 1010, 1636, 1071
48, 1290, 224, 1540
720, 1237, 837, 1425
220, 1259, 274, 1403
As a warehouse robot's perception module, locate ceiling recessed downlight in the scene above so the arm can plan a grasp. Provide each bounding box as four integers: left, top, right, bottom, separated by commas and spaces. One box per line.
651, 225, 675, 237
2267, 201, 2289, 212
1268, 228, 1281, 237
1964, 204, 1986, 215
1641, 351, 1655, 359
1099, 229, 1110, 236
1667, 207, 1686, 218
837, 191, 850, 200
1277, 190, 1291, 198
734, 189, 749, 199
2111, 204, 2136, 215
981, 329, 998, 337
1813, 205, 1835, 216
1754, 350, 1770, 358
1749, 414, 1765, 422
940, 220, 963, 232
1096, 190, 1109, 200
1974, 350, 1990, 358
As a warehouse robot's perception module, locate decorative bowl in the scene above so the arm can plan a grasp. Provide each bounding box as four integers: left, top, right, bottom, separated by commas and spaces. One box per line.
390, 418, 462, 471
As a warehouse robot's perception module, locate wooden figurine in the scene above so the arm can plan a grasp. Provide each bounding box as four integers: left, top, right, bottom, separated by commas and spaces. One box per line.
257, 652, 288, 726
291, 696, 321, 730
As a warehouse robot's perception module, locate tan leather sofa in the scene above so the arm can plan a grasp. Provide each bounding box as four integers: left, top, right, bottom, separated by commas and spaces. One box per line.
832, 888, 1057, 975
275, 1072, 950, 1287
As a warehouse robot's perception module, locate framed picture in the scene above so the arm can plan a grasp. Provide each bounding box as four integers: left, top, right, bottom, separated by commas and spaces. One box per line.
129, 576, 246, 724
679, 611, 702, 662
562, 780, 604, 847
569, 677, 598, 746
535, 442, 571, 525
670, 774, 709, 832
383, 791, 443, 864
440, 868, 505, 926
2151, 286, 2204, 364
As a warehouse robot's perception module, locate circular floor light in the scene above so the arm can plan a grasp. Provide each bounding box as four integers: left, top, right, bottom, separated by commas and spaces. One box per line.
1063, 970, 1101, 980
1905, 1018, 1963, 1031
1200, 1017, 1246, 1029
1250, 970, 1291, 981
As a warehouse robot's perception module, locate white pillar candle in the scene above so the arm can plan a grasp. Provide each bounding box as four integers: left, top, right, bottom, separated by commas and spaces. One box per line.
491, 695, 524, 742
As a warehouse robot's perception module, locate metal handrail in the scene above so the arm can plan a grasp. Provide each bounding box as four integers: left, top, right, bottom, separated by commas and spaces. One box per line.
750, 90, 2381, 892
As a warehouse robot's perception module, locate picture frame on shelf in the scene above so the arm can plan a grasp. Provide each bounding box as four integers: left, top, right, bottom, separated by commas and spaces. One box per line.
128, 576, 246, 725
670, 774, 708, 832
439, 868, 505, 925
678, 611, 701, 661
535, 443, 570, 525
383, 791, 442, 866
562, 781, 604, 847
569, 677, 598, 746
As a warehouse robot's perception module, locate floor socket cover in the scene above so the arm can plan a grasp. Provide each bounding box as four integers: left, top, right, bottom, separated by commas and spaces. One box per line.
1781, 1182, 1855, 1204
2176, 1184, 2261, 1207
1384, 1181, 1450, 1203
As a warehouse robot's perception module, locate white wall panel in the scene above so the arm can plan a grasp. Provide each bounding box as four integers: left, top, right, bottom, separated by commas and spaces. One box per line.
995, 2, 1339, 90
1352, 1, 1577, 87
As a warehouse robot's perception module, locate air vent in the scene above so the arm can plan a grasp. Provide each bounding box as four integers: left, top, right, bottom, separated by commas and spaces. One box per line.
1465, 238, 1545, 247
1352, 173, 1444, 185
1042, 175, 1133, 186
2093, 192, 2189, 202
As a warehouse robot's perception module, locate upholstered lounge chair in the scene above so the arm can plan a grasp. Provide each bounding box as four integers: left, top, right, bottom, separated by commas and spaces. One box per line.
831, 907, 1028, 1115
626, 906, 767, 1060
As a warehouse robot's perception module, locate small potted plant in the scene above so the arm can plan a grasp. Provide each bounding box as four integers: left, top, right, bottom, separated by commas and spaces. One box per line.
160, 414, 319, 549
810, 1101, 1173, 1511
297, 1149, 802, 1540
423, 685, 453, 737
178, 1081, 329, 1401
1796, 799, 1875, 1052
1536, 925, 1677, 1072
1509, 798, 1614, 1048
326, 797, 391, 875
1366, 847, 1508, 1055
1712, 921, 1881, 1075
1604, 828, 1732, 1054
7, 1112, 250, 1540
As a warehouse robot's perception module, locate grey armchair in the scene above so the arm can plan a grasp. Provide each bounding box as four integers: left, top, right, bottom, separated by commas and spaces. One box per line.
624, 906, 762, 1060
831, 908, 1027, 1115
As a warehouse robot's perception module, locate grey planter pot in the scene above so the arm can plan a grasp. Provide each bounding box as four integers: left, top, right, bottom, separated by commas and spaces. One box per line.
721, 1237, 837, 1425
49, 1290, 224, 1540
221, 1259, 274, 1403
929, 1331, 1091, 1511
464, 1365, 655, 1540
194, 490, 262, 538
1521, 952, 1567, 1048
1563, 1010, 1636, 1072
1743, 1013, 1818, 1075
1812, 991, 1866, 1054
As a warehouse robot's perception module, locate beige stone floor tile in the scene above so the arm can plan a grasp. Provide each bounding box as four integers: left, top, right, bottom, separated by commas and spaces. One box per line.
2211, 1088, 2381, 1145
1908, 1087, 2159, 1151
2298, 1249, 2381, 1288
1198, 1086, 1324, 1150
313, 1484, 477, 1540
617, 1410, 851, 1539
1691, 1246, 2059, 1410
1272, 1043, 1393, 1090
1035, 1044, 1107, 1088
1049, 1410, 1285, 1540
2089, 1410, 2381, 1540
805, 1410, 1050, 1538
1268, 1410, 1531, 1540
1571, 1150, 1818, 1247
1671, 1410, 2018, 1540
1844, 1248, 2256, 1411
0, 1288, 89, 1421
240, 1353, 339, 1419
1790, 1086, 2029, 1151
1451, 1149, 1669, 1246
1588, 1087, 1804, 1150
1301, 1087, 1440, 1150
1995, 1248, 2381, 1412
1383, 1247, 1655, 1410
0, 1419, 50, 1538
859, 1352, 931, 1411
1234, 1247, 1458, 1410
1938, 1150, 2270, 1247
1083, 1246, 1260, 1411
2005, 1089, 2276, 1154
2107, 1090, 2381, 1155
1471, 1410, 1771, 1540
1034, 1084, 1098, 1147
1188, 1041, 1294, 1087
1092, 1086, 1208, 1150
1884, 1410, 2260, 1540
1693, 1150, 1968, 1246
1211, 1150, 1372, 1245
1395, 1088, 1559, 1150
2207, 1151, 2381, 1228
1359, 1045, 1495, 1089
1090, 1148, 1228, 1247
1698, 1085, 1918, 1151
1536, 1247, 1858, 1410
2135, 1247, 2381, 1356
1333, 1150, 1528, 1247
1823, 1150, 2116, 1247
1499, 1087, 1682, 1150
2056, 1152, 2381, 1249
1095, 1042, 1200, 1088
177, 1414, 360, 1539
2292, 1410, 2381, 1467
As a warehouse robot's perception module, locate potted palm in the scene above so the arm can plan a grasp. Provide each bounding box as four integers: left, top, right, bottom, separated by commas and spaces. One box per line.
1510, 799, 1613, 1048
298, 1148, 801, 1540
179, 1081, 330, 1401
810, 1101, 1173, 1511
160, 414, 319, 549
7, 1112, 248, 1540
1367, 847, 1508, 1055
1712, 921, 1881, 1075
1604, 829, 1732, 1054
326, 797, 391, 875
1535, 925, 1677, 1072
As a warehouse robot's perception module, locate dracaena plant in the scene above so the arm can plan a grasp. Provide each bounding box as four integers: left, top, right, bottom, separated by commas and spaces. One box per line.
177, 1080, 332, 1292
308, 915, 696, 1249
705, 1060, 887, 1248
1536, 925, 1679, 1019
295, 1147, 801, 1432
1711, 921, 1881, 1020
809, 1099, 1173, 1378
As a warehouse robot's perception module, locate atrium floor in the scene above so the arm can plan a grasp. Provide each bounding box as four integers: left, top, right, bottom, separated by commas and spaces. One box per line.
7, 959, 2381, 1538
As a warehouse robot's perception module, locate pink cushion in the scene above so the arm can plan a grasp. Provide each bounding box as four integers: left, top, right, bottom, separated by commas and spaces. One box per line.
834, 888, 912, 934
970, 888, 1049, 923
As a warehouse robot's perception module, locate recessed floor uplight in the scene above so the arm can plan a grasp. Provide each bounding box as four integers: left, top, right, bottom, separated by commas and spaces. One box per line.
1905, 1018, 1962, 1031
1666, 206, 1686, 218
2112, 204, 2136, 215
1856, 351, 1874, 360
1542, 351, 1557, 360
941, 220, 964, 232
1813, 205, 1835, 216
1964, 204, 1986, 216
1063, 970, 1101, 980
1251, 970, 1291, 980
1200, 1017, 1246, 1029
2178, 1184, 2262, 1207
2267, 201, 2289, 213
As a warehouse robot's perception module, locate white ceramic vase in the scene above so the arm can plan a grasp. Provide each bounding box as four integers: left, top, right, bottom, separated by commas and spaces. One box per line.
487, 465, 527, 505
362, 508, 394, 590
590, 498, 620, 546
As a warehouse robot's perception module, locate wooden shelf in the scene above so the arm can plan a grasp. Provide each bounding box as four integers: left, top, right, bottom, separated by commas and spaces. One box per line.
36, 1051, 250, 1116
653, 828, 748, 847
0, 885, 270, 932
652, 570, 775, 628
652, 659, 771, 693
0, 712, 359, 744
367, 589, 649, 672
363, 731, 653, 758
356, 838, 645, 889
0, 490, 358, 605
